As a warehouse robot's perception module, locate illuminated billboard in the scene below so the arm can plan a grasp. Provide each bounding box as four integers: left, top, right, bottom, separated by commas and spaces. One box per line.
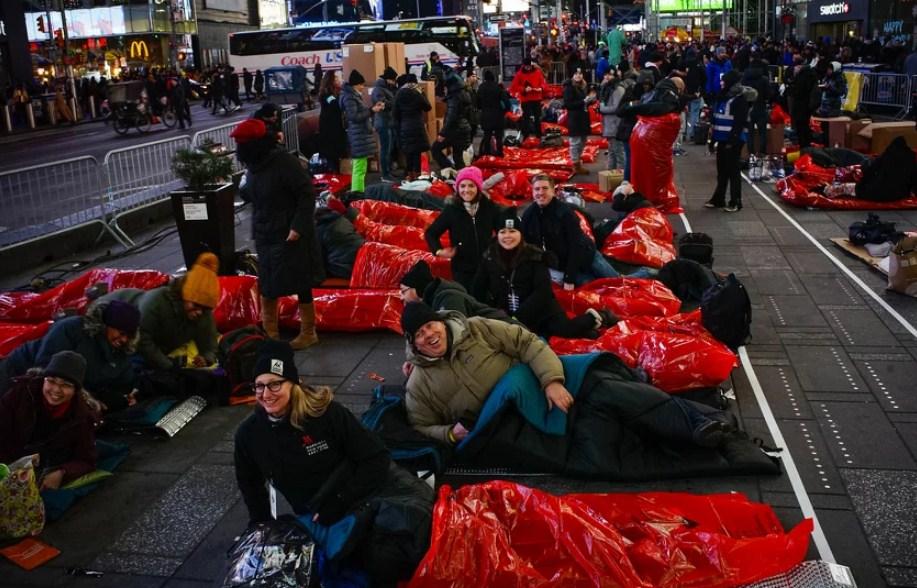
652, 0, 734, 12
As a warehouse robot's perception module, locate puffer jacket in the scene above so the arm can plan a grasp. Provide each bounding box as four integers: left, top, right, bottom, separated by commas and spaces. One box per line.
340, 83, 376, 158
392, 83, 432, 154
562, 79, 592, 137
420, 278, 513, 323
3, 301, 140, 409
441, 75, 472, 145
424, 196, 501, 279
370, 78, 396, 130
476, 79, 510, 130
405, 313, 565, 442
598, 79, 628, 138
618, 78, 683, 118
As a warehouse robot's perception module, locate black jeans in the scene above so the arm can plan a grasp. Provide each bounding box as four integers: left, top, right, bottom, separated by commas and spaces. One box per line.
748, 109, 767, 155
793, 112, 812, 148
404, 151, 422, 175
521, 101, 541, 138
710, 141, 743, 207
479, 128, 504, 157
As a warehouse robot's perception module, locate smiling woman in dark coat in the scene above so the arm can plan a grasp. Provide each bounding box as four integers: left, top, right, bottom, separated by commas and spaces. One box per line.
234, 118, 321, 350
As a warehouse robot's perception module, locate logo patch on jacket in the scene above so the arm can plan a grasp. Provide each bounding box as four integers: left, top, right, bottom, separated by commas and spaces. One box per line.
302, 436, 329, 456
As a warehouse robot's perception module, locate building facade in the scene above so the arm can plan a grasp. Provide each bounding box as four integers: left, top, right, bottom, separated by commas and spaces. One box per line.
194, 0, 258, 67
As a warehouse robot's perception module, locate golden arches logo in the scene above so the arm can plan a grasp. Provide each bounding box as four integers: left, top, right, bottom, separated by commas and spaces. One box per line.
129, 40, 149, 59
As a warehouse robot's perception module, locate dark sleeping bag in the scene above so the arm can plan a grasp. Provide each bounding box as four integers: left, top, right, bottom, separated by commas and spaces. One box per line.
856, 137, 917, 202
315, 208, 365, 278
455, 353, 780, 480
803, 146, 869, 169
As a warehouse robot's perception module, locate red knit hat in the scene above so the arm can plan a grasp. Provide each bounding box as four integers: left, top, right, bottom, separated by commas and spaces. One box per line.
231, 118, 267, 144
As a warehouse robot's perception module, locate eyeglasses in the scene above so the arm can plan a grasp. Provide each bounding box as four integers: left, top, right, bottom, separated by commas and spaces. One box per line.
44, 376, 76, 392
252, 379, 286, 395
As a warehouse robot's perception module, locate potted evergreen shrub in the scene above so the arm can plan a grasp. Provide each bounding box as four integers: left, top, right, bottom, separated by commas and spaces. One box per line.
170, 142, 237, 274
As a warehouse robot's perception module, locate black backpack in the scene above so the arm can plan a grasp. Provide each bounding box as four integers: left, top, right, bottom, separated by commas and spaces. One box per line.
848, 213, 899, 246
658, 258, 720, 305
701, 273, 752, 350
217, 325, 267, 403
678, 232, 714, 267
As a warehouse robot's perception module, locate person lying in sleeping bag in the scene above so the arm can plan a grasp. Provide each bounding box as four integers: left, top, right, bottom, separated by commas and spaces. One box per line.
401, 301, 733, 449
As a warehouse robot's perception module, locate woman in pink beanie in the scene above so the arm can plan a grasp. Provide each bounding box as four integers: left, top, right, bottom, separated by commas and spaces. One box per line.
423, 165, 504, 289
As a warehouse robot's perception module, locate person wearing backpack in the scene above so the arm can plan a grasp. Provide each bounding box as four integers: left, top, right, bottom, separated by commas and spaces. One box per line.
705, 71, 748, 213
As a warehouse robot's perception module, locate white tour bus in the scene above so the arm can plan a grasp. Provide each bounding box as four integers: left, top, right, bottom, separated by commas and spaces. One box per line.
228, 16, 480, 80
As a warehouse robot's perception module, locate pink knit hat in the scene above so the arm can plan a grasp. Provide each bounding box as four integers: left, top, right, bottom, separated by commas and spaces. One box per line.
454, 166, 484, 195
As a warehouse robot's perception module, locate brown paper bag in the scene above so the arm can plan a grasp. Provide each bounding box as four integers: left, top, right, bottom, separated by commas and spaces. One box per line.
887, 236, 917, 296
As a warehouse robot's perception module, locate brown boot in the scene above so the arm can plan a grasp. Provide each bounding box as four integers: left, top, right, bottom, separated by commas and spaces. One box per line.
260, 296, 279, 339
289, 302, 318, 350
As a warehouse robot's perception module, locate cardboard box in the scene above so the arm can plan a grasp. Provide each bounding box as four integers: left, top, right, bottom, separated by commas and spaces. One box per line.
342, 43, 387, 87
870, 124, 917, 155
381, 42, 406, 75
812, 116, 852, 147
418, 80, 437, 144
435, 99, 447, 119
847, 119, 872, 151
766, 123, 785, 155
598, 170, 624, 193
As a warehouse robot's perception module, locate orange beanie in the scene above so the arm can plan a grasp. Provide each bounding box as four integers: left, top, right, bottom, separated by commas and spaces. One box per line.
181, 252, 221, 308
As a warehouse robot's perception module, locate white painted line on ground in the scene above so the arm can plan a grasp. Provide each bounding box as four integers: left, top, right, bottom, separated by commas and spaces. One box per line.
677, 211, 835, 563
741, 172, 917, 341
738, 346, 836, 563
678, 212, 692, 233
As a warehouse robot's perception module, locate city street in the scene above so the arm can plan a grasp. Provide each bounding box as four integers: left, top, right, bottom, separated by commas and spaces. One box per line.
0, 103, 251, 173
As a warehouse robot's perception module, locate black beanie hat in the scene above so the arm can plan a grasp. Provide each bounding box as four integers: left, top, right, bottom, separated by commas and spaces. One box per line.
722, 70, 741, 90
400, 260, 434, 293
253, 339, 299, 382
348, 69, 365, 86
496, 207, 522, 231
102, 300, 141, 336
401, 302, 442, 342
44, 350, 87, 389
382, 66, 398, 81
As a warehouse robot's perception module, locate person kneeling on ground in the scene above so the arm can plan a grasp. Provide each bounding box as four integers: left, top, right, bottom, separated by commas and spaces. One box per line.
234, 340, 433, 583
473, 207, 617, 340
1, 300, 142, 414
401, 302, 731, 448
0, 351, 96, 490
520, 174, 653, 289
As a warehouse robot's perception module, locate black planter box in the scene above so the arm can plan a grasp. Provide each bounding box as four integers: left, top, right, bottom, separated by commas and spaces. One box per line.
170, 183, 236, 275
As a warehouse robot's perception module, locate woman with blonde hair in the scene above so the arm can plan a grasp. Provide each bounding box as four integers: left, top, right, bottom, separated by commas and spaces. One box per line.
423, 165, 502, 290
233, 340, 433, 582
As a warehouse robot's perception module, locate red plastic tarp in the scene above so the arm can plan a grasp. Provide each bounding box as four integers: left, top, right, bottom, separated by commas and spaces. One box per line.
553, 278, 681, 319
549, 310, 738, 392
476, 144, 601, 171
777, 155, 917, 209
540, 122, 569, 135
0, 321, 52, 358
312, 173, 352, 196
601, 207, 676, 268
780, 188, 917, 210
350, 200, 438, 228
0, 269, 169, 323
630, 113, 684, 213
349, 242, 452, 289
769, 103, 791, 126
573, 210, 595, 242
353, 214, 434, 251
409, 481, 813, 588
279, 288, 403, 333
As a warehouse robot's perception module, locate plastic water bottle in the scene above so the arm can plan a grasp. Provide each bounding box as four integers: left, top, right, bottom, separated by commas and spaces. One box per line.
748, 154, 760, 181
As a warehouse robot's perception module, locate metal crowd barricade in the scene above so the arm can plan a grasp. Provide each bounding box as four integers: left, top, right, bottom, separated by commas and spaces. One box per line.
546, 62, 567, 85
281, 108, 300, 155
191, 121, 243, 172
0, 156, 112, 250
102, 135, 193, 246
857, 72, 912, 119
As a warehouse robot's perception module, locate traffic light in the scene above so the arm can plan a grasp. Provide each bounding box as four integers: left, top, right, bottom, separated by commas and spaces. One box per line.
36, 15, 45, 33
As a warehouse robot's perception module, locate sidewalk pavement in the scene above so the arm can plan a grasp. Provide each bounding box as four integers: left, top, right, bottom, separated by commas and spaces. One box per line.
0, 144, 915, 587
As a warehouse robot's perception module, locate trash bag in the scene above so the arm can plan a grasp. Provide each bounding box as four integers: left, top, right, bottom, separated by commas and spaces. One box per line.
223, 518, 316, 588
349, 243, 452, 289
553, 278, 681, 319
0, 321, 51, 359
601, 207, 676, 268
629, 112, 683, 213
350, 200, 438, 229
407, 481, 812, 588
549, 311, 738, 392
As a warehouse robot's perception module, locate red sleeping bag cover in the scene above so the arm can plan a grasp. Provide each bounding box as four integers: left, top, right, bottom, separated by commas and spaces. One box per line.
779, 155, 917, 209
312, 173, 352, 196
630, 113, 684, 213
349, 242, 452, 289
0, 322, 52, 358
350, 200, 438, 228
549, 310, 738, 392
554, 278, 681, 319
602, 207, 676, 268
408, 481, 812, 588
353, 214, 433, 251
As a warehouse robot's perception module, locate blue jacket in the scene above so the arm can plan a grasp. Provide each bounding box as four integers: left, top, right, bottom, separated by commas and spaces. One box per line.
705, 58, 733, 96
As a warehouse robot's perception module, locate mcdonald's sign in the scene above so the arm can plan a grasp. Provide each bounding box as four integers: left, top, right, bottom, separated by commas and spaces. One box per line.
129, 40, 149, 60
